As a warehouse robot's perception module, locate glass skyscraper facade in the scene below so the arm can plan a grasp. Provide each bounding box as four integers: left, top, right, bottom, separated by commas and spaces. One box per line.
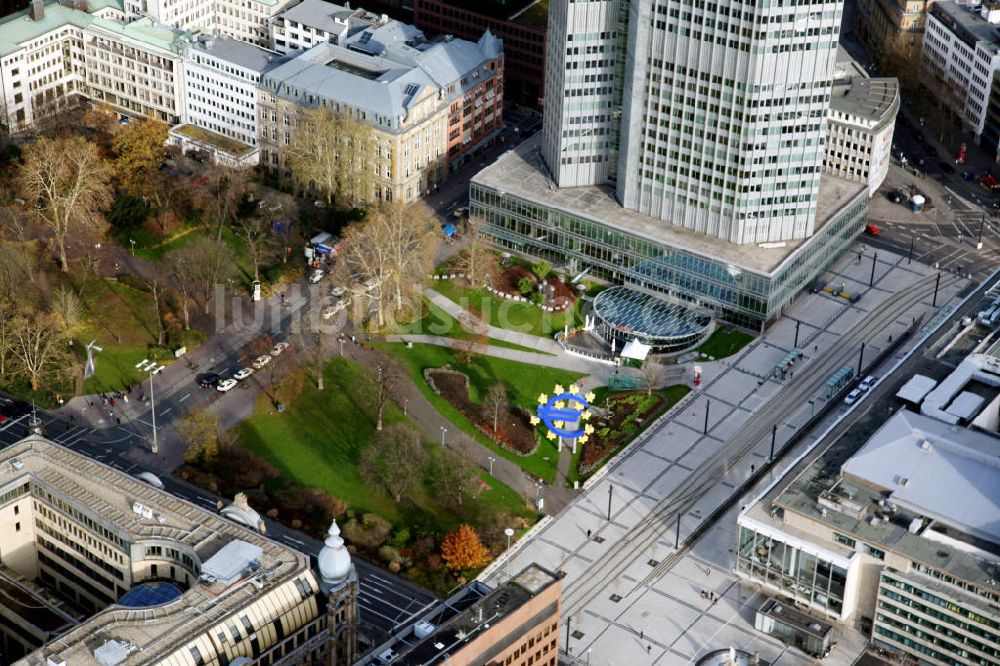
543, 0, 844, 244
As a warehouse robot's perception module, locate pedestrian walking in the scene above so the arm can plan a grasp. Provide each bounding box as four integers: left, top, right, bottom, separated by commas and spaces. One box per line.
116, 416, 121, 425
640, 630, 644, 640
647, 646, 651, 654
587, 529, 592, 539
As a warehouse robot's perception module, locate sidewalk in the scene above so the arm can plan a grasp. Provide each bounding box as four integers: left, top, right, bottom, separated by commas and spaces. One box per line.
424, 287, 567, 356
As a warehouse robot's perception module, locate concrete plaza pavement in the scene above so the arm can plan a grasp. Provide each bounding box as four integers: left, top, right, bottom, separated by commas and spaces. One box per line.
480, 242, 969, 665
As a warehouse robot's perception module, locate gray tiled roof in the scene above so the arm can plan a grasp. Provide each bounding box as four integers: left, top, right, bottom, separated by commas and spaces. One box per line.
190, 34, 283, 72
262, 28, 503, 130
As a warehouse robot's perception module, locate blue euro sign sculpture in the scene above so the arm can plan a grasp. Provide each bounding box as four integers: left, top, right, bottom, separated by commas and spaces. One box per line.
536, 392, 589, 440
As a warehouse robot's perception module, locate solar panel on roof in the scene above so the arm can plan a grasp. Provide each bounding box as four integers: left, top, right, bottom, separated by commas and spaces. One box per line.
117, 582, 183, 607
404, 83, 419, 96
358, 31, 372, 44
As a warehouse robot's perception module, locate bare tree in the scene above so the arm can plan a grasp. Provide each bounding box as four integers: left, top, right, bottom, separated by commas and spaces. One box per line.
0, 243, 33, 300
287, 107, 377, 206
76, 252, 101, 298
358, 423, 427, 503
641, 358, 663, 397
145, 266, 168, 348
293, 319, 327, 391
50, 286, 82, 334
484, 382, 508, 433
9, 314, 71, 391
337, 202, 442, 328
364, 361, 400, 432
236, 215, 274, 282
0, 301, 14, 377
431, 448, 481, 512
166, 236, 237, 315
194, 163, 246, 242
18, 135, 114, 272
454, 225, 498, 286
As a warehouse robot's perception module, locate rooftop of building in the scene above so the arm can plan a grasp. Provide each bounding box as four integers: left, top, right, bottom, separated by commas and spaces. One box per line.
88, 14, 190, 52
274, 0, 386, 36
743, 409, 1000, 594
358, 564, 561, 665
189, 34, 282, 72
830, 77, 899, 127
471, 135, 866, 275
262, 28, 501, 124
929, 1, 1000, 51
0, 0, 123, 56
0, 436, 317, 666
421, 0, 545, 26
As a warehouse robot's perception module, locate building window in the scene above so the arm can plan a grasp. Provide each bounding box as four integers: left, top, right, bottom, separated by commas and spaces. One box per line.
833, 533, 856, 548
863, 544, 885, 560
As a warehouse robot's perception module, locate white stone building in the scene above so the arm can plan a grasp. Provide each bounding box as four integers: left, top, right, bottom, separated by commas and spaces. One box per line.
84, 15, 189, 123
825, 76, 899, 196
123, 0, 292, 46
923, 1, 1000, 140
0, 0, 124, 132
176, 34, 281, 164
268, 0, 392, 55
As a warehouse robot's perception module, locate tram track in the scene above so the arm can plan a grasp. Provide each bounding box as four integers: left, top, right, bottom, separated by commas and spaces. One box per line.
561, 270, 963, 618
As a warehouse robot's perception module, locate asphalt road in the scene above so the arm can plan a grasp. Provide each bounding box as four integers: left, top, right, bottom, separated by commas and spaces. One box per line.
0, 395, 438, 637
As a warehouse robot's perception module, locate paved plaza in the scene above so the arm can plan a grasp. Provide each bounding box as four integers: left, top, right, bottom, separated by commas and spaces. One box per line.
480, 242, 970, 666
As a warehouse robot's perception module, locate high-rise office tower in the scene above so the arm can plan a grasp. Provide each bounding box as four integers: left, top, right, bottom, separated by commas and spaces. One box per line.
543, 0, 843, 244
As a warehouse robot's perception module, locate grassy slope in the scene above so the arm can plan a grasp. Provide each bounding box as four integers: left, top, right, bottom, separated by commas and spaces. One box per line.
432, 280, 583, 338
379, 342, 584, 482
239, 357, 532, 531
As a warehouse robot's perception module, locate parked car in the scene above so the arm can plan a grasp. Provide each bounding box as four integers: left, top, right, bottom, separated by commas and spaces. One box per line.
136, 471, 164, 489
233, 367, 254, 381
271, 341, 290, 356
844, 389, 863, 405
309, 269, 325, 284
251, 355, 271, 369
198, 373, 220, 388
217, 378, 238, 392
859, 375, 876, 391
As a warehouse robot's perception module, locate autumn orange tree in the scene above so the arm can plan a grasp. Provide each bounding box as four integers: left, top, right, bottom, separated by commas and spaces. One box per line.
113, 117, 169, 194
441, 524, 491, 570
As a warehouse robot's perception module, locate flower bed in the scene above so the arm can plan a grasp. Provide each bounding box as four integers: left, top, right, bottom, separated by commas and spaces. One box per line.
486, 267, 575, 313
578, 391, 670, 475
425, 369, 538, 456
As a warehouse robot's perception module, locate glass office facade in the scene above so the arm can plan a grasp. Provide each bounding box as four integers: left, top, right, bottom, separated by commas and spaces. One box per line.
470, 182, 868, 327
875, 570, 1000, 666
736, 525, 849, 618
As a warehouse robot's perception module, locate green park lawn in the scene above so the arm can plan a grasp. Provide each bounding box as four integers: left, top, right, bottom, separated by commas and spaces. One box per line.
77, 279, 204, 394
697, 327, 755, 359
394, 299, 548, 354
238, 357, 532, 532
135, 227, 256, 286
431, 280, 583, 338
379, 342, 585, 482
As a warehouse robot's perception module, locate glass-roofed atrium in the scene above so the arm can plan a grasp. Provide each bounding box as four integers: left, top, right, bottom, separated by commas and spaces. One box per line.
592, 286, 712, 353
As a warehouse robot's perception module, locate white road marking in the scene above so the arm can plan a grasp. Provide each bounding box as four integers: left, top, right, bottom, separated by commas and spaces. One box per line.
180, 393, 191, 402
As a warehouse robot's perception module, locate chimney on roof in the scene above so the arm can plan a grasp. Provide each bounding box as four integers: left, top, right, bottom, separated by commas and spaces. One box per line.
28, 0, 44, 21
73, 0, 87, 10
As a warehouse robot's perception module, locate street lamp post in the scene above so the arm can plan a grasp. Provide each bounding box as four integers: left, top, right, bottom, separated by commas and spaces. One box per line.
504, 527, 515, 580
403, 397, 409, 416
135, 359, 165, 453
129, 238, 136, 256
488, 456, 496, 476
978, 215, 986, 250
440, 426, 447, 446
606, 483, 613, 521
